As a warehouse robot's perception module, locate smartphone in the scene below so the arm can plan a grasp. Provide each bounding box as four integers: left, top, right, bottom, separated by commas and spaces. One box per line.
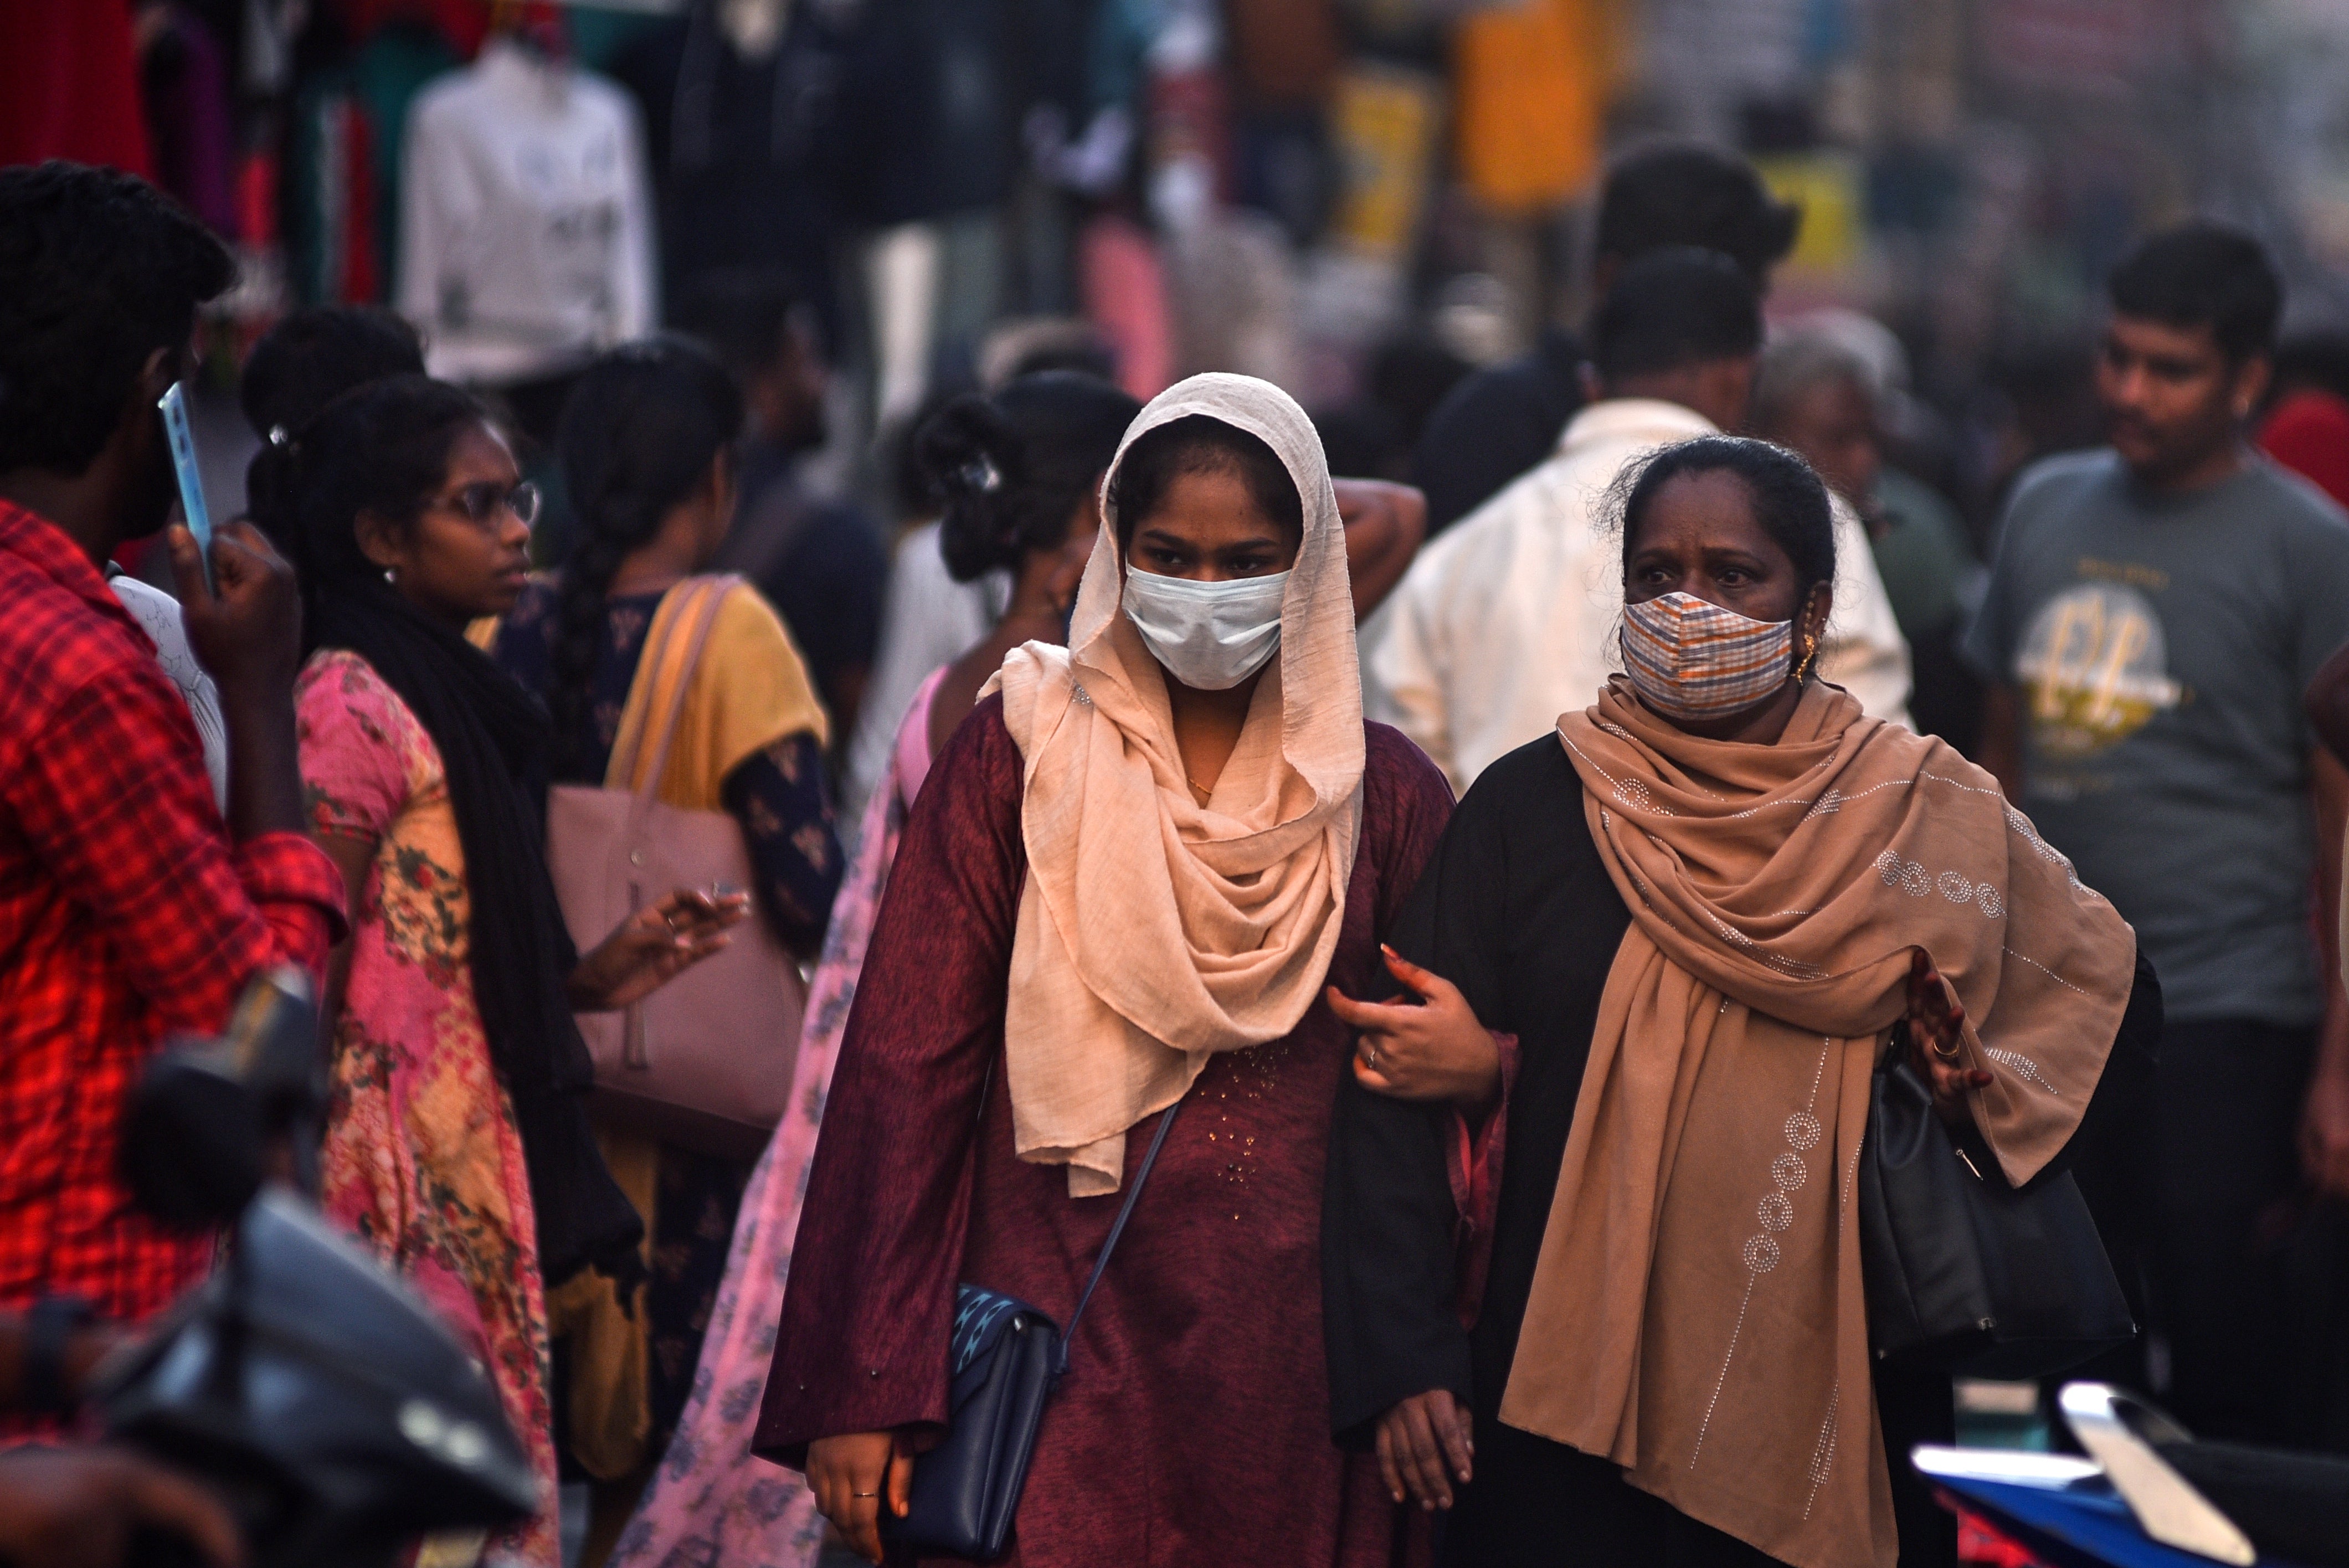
157, 382, 215, 591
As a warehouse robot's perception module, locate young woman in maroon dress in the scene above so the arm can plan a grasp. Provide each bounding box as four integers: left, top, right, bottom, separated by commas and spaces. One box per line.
755, 374, 1459, 1566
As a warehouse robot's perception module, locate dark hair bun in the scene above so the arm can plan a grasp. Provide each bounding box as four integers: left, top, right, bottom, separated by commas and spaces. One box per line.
919, 373, 1142, 584
921, 394, 1025, 581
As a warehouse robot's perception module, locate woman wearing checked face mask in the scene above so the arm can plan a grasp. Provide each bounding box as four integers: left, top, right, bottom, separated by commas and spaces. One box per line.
762, 374, 1459, 1566
1323, 436, 2154, 1568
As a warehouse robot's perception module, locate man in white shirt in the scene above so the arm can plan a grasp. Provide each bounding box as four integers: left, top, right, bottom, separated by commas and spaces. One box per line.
1367, 248, 1911, 793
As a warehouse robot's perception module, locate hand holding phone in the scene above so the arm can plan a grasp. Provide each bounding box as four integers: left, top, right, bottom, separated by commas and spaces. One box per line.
156, 383, 214, 591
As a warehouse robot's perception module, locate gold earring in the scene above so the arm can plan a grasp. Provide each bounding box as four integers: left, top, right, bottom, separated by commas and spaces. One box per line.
1795, 636, 1819, 684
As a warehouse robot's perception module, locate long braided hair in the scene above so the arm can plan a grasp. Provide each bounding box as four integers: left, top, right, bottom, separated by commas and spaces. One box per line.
550, 337, 745, 780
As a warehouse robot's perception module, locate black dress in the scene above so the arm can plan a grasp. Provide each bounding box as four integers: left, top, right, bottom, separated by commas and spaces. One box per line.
1323, 734, 2161, 1568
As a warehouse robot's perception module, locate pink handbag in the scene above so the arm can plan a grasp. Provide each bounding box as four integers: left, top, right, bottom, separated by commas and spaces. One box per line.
545, 576, 806, 1160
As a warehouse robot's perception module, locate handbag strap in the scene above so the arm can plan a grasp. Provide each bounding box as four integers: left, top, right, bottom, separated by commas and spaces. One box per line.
1052, 1094, 1184, 1377
606, 574, 743, 799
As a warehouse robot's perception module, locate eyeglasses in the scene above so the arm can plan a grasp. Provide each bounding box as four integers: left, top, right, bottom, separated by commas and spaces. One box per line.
427, 480, 542, 532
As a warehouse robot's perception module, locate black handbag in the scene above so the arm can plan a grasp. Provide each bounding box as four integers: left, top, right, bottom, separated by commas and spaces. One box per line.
884, 1096, 1184, 1560
1857, 1050, 2135, 1379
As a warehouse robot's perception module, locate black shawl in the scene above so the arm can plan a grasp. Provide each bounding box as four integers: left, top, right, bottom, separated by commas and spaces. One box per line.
312, 579, 644, 1290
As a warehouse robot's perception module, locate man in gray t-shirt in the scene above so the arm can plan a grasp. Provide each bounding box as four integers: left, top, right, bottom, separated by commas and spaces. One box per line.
1968, 451, 2349, 1022
1967, 222, 2349, 1444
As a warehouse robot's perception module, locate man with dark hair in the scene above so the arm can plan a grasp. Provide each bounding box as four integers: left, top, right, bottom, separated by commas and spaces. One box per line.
0, 164, 343, 1335
1968, 221, 2349, 1443
674, 266, 888, 748
1409, 141, 1801, 536
1370, 248, 1908, 791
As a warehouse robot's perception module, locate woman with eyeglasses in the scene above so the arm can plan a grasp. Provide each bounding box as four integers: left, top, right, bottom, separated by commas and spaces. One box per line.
256, 373, 747, 1567
487, 338, 846, 1534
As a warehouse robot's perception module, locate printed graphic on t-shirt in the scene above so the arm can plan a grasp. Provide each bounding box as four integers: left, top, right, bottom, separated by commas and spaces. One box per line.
2013, 579, 2183, 758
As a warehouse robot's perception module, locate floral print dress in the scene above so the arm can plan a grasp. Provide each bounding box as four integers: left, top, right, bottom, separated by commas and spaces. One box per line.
296, 649, 560, 1568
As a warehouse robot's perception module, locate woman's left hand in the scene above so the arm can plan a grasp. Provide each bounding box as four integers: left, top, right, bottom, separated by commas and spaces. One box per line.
1904, 948, 1991, 1124
1326, 947, 1500, 1109
568, 887, 752, 1013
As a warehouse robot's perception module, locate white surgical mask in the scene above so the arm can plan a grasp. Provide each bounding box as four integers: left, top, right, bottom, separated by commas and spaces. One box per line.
1619, 590, 1795, 721
1122, 565, 1289, 690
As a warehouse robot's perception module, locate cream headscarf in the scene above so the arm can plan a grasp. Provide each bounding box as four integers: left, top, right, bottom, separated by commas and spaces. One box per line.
1498, 678, 2137, 1568
985, 373, 1365, 1196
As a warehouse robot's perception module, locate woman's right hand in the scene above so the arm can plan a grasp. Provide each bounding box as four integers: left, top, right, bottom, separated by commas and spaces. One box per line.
807, 1430, 918, 1564
566, 887, 750, 1013
1375, 1389, 1474, 1512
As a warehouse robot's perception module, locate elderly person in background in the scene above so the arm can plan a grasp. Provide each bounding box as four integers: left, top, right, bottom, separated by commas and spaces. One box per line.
1751, 330, 1982, 749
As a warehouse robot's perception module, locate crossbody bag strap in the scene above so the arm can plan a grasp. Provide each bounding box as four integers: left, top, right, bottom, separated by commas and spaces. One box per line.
608, 574, 744, 799
1052, 1093, 1186, 1377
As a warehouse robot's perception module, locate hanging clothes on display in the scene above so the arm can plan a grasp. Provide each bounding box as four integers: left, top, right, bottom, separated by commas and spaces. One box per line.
287, 78, 385, 305
0, 0, 154, 176
138, 4, 238, 238
614, 0, 847, 336
287, 19, 462, 308
396, 36, 657, 384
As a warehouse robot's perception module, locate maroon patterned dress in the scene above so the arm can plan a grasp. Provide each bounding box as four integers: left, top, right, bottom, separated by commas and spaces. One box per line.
758, 695, 1454, 1567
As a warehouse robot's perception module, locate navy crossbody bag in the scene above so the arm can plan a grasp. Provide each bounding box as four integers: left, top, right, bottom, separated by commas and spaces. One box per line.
882, 1094, 1184, 1560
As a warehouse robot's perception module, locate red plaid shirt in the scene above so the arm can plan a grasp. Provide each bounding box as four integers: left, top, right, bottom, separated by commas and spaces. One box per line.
0, 500, 343, 1324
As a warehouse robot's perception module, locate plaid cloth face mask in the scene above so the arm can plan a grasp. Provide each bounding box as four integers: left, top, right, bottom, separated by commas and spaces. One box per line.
1620, 590, 1795, 720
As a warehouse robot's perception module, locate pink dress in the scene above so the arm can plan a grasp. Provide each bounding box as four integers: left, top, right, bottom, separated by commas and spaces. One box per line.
608, 667, 950, 1568
296, 650, 559, 1567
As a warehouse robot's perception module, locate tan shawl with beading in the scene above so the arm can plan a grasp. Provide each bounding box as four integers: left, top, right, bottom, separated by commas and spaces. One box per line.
987, 373, 1364, 1196
1500, 678, 2136, 1568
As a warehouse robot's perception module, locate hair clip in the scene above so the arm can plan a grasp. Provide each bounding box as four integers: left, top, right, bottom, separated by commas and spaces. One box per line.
957, 455, 1003, 495
267, 424, 291, 448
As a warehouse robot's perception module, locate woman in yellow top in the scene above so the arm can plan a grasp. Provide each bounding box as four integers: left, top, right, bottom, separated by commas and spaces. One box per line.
489, 337, 845, 1531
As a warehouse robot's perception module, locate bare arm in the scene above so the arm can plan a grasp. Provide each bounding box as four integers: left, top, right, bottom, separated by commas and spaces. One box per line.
2307, 640, 2349, 767
1335, 479, 1427, 623
1977, 682, 2024, 800
2302, 748, 2349, 1197
168, 522, 308, 844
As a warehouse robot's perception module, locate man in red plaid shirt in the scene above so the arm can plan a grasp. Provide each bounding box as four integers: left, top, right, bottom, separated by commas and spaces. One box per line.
0, 164, 345, 1341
